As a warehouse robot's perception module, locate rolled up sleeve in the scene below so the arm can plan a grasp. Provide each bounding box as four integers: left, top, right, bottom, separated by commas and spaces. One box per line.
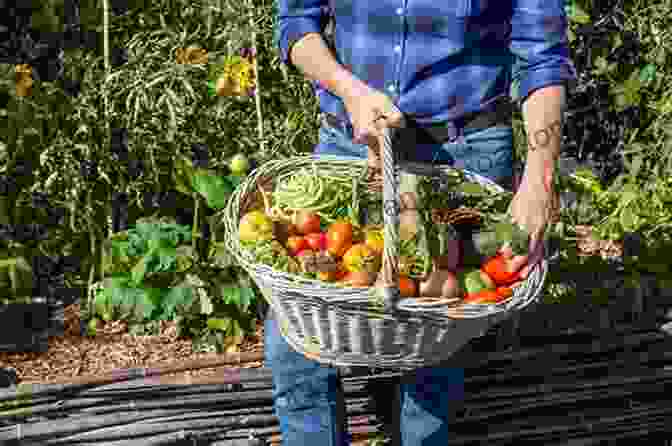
276, 0, 328, 75
508, 0, 577, 105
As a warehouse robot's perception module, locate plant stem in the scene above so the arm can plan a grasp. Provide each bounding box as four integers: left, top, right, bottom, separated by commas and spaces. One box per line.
250, 18, 264, 155
193, 191, 199, 255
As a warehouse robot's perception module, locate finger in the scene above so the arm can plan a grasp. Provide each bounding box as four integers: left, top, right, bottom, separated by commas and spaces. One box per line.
499, 243, 514, 259
383, 103, 404, 128
520, 233, 545, 278
509, 255, 528, 273
367, 146, 380, 169
400, 192, 417, 210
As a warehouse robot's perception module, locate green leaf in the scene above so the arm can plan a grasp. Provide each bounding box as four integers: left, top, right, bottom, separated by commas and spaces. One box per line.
227, 175, 243, 189
237, 275, 256, 311
161, 286, 194, 320
629, 155, 643, 178
199, 288, 214, 315
207, 317, 231, 332
456, 182, 490, 196
145, 245, 178, 274
173, 154, 197, 197
208, 241, 235, 268
620, 183, 638, 205
567, 1, 591, 24
619, 207, 637, 233
131, 255, 149, 286
220, 284, 241, 306
639, 64, 657, 84
192, 169, 233, 210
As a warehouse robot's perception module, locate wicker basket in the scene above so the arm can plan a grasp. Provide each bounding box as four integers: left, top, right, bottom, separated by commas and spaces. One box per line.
223, 127, 548, 371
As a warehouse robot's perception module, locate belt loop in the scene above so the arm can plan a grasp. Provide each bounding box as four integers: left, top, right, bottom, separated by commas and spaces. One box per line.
447, 119, 465, 144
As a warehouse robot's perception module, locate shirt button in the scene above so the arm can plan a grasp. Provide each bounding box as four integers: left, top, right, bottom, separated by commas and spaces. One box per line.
394, 45, 401, 53
388, 85, 396, 92
396, 7, 403, 15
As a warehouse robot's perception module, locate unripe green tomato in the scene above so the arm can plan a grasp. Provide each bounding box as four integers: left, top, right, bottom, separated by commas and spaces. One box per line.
229, 153, 249, 175
87, 318, 100, 336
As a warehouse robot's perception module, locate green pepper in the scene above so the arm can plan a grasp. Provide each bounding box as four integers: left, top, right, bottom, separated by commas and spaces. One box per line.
457, 268, 495, 295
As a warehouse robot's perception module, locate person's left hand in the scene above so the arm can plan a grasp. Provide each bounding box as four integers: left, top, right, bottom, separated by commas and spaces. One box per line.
505, 163, 559, 279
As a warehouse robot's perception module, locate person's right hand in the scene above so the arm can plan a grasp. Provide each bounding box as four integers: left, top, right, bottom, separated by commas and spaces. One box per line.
341, 81, 404, 170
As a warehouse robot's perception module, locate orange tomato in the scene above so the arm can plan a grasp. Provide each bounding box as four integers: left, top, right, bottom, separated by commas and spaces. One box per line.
342, 243, 380, 273
398, 275, 417, 298
326, 221, 353, 258
317, 270, 339, 282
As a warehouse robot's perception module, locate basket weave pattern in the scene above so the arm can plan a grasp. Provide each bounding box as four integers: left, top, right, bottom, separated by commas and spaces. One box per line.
223, 132, 547, 371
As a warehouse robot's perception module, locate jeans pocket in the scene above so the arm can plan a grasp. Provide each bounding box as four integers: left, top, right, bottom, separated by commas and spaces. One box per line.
314, 125, 367, 159
459, 126, 514, 184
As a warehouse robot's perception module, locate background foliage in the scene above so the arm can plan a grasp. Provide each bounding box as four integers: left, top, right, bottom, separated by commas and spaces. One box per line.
1, 0, 672, 350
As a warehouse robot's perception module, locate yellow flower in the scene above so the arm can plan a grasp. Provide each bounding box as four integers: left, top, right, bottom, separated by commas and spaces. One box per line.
212, 55, 256, 98
15, 64, 33, 97
176, 46, 208, 65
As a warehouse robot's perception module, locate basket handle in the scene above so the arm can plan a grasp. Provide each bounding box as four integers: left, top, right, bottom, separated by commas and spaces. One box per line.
380, 124, 401, 311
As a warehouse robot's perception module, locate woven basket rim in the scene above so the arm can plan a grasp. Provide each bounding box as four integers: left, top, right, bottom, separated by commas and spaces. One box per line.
222, 155, 547, 319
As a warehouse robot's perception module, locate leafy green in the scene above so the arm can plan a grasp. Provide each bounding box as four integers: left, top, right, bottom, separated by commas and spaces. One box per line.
192, 169, 234, 210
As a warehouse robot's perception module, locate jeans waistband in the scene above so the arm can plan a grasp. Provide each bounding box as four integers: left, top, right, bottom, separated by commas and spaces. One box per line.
321, 97, 512, 145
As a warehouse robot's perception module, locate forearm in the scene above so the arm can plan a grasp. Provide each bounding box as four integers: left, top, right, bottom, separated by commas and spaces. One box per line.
289, 32, 366, 100
520, 84, 567, 182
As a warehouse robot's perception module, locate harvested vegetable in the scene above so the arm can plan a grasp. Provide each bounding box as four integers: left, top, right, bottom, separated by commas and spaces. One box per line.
326, 221, 354, 257
457, 268, 495, 296
305, 232, 327, 251
420, 269, 459, 299
293, 210, 321, 235
481, 254, 526, 286
273, 168, 354, 222
342, 243, 380, 273
238, 210, 274, 242
286, 236, 308, 256
342, 271, 376, 287
364, 227, 384, 253
463, 289, 503, 304
398, 275, 418, 297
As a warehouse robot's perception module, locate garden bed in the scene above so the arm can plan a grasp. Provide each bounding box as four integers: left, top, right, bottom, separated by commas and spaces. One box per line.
0, 302, 265, 386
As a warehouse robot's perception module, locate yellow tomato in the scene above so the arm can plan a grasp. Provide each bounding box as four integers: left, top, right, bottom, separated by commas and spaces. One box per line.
364, 228, 384, 254
342, 243, 380, 273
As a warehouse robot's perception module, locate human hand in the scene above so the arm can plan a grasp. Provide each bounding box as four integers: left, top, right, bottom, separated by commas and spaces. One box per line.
341, 81, 404, 169
505, 162, 559, 279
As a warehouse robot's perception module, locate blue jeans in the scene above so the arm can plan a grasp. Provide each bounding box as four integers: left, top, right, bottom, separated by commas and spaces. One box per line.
265, 120, 515, 446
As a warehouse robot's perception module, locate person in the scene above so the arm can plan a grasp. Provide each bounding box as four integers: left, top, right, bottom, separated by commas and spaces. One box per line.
267, 0, 576, 444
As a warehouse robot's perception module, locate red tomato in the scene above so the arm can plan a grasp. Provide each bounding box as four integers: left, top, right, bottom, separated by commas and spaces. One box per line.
286, 236, 308, 256
481, 254, 524, 286
293, 211, 321, 235
305, 232, 327, 251
495, 286, 513, 299
463, 289, 503, 304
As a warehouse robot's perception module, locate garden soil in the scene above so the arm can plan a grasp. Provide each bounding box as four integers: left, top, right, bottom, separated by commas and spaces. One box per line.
0, 303, 266, 385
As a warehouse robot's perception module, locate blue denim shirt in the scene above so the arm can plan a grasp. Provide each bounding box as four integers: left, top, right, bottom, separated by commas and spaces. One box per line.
276, 0, 577, 129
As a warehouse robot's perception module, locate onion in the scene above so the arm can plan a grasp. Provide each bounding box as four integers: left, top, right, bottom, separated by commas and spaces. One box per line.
420, 269, 459, 298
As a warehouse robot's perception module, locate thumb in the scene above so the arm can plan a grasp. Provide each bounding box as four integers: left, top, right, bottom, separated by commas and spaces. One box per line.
384, 103, 404, 128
